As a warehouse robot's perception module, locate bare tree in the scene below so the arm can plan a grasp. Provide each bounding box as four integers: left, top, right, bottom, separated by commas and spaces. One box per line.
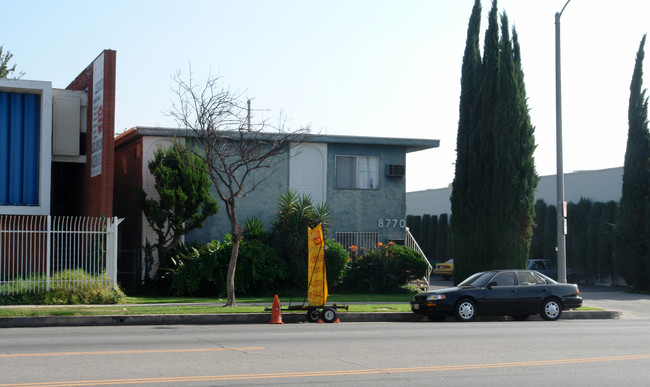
168, 70, 311, 307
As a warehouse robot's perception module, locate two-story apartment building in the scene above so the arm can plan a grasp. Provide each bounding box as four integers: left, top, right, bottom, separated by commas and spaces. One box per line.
114, 127, 439, 283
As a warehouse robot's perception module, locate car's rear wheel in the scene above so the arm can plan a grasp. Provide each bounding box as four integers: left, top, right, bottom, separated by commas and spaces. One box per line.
427, 315, 446, 322
454, 298, 477, 322
511, 314, 529, 321
540, 298, 562, 321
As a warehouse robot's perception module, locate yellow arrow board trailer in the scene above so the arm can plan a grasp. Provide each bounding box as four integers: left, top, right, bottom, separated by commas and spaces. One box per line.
307, 223, 328, 307
275, 223, 348, 323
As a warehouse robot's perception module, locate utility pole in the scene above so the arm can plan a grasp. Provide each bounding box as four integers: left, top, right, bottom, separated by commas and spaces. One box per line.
555, 0, 571, 283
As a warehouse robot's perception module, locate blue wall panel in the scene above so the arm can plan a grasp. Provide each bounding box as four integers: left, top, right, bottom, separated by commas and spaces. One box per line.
8, 93, 24, 204
0, 91, 40, 206
22, 94, 40, 205
0, 92, 9, 203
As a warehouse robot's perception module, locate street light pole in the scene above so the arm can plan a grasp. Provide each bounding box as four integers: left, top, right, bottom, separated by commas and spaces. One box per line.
555, 0, 571, 283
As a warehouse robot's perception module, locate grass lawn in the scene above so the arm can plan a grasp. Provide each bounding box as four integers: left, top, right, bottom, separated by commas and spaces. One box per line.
0, 293, 600, 318
0, 294, 414, 317
124, 293, 415, 304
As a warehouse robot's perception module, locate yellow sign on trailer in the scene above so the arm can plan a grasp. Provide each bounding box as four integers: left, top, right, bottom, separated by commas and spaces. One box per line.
307, 224, 328, 306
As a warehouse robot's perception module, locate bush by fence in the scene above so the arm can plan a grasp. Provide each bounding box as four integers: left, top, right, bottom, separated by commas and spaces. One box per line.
0, 269, 124, 305
338, 243, 428, 294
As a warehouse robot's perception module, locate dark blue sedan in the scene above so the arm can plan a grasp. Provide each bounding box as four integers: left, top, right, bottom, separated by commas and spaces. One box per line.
411, 270, 582, 322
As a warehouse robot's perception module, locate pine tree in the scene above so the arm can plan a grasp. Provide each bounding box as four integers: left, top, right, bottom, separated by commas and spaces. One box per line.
615, 35, 650, 290
137, 142, 219, 272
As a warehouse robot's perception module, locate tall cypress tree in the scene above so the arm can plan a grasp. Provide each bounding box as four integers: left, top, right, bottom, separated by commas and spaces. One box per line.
451, 0, 482, 283
615, 35, 650, 291
473, 0, 500, 273
490, 14, 538, 270
451, 0, 538, 282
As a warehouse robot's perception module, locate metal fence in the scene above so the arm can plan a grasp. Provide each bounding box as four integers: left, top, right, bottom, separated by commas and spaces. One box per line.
405, 227, 432, 285
335, 232, 379, 253
0, 216, 121, 294
336, 230, 432, 286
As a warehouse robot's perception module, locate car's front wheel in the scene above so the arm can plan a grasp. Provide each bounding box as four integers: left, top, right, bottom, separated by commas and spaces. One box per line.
540, 298, 562, 321
454, 298, 477, 322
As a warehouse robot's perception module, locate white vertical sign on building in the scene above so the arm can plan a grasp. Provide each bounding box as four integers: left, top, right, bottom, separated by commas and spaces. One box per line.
91, 53, 104, 178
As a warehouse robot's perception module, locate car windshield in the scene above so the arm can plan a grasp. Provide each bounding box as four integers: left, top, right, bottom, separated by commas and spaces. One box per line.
458, 271, 495, 287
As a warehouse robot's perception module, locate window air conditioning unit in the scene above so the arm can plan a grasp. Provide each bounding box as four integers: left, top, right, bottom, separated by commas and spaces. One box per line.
386, 164, 405, 177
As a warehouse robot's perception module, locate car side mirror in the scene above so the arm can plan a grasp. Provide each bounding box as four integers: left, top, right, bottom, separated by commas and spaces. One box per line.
487, 281, 498, 289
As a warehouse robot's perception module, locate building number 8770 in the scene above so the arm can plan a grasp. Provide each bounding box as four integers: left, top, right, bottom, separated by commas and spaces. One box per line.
378, 219, 406, 229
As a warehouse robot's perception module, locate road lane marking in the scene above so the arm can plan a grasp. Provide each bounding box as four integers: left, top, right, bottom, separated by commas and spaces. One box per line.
0, 347, 264, 358
3, 354, 650, 386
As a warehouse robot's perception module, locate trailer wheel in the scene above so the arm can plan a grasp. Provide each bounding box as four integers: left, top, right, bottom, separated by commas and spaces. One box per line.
321, 307, 338, 323
307, 309, 320, 323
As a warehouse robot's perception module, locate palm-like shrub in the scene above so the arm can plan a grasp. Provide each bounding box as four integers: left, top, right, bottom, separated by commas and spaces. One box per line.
272, 190, 330, 289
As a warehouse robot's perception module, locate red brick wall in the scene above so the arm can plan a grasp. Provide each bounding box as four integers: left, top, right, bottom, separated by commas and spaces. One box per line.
66, 50, 116, 218
113, 130, 144, 252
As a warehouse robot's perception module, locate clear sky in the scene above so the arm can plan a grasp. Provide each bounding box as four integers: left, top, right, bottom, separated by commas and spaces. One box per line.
2, 0, 649, 192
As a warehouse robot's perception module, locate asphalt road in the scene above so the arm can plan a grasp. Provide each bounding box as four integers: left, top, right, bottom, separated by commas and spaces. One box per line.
2, 320, 650, 386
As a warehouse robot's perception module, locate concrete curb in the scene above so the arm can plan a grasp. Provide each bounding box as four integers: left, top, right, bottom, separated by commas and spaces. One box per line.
0, 310, 621, 328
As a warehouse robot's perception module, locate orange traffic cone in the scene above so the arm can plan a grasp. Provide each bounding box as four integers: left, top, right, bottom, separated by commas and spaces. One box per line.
317, 317, 340, 323
269, 294, 283, 324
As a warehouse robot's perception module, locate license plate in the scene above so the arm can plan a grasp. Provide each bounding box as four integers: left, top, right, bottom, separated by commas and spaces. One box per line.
413, 304, 419, 310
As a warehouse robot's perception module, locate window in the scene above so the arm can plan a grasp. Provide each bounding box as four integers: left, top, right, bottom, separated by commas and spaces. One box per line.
517, 271, 538, 285
491, 272, 515, 286
336, 155, 378, 189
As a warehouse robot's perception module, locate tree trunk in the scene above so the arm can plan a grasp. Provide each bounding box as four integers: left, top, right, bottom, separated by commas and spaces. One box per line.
224, 235, 240, 307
